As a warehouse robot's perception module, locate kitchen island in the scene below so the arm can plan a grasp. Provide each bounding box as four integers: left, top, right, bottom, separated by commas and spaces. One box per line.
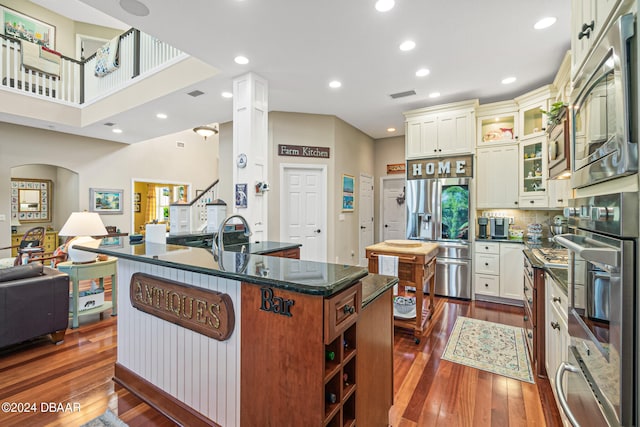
78, 241, 397, 427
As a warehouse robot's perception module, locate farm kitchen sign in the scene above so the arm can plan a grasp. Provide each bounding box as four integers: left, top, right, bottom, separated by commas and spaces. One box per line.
278, 144, 330, 159
407, 155, 473, 180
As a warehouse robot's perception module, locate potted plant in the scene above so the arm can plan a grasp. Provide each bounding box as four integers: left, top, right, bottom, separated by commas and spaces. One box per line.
540, 101, 567, 126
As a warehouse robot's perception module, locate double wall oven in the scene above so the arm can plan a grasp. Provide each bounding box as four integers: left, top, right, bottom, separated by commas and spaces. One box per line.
555, 193, 637, 427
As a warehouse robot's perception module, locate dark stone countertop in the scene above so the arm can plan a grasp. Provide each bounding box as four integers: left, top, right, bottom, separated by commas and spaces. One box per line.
522, 237, 569, 295
77, 241, 367, 297
166, 233, 301, 255
361, 274, 398, 308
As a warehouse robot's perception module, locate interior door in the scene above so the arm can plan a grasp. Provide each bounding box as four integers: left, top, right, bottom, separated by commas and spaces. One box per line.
359, 174, 374, 266
281, 166, 327, 262
381, 177, 406, 242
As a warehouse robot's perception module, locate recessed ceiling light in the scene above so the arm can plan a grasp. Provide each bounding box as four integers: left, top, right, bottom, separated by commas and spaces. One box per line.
534, 17, 557, 30
399, 40, 416, 51
502, 76, 517, 84
221, 91, 233, 98
375, 0, 395, 12
415, 68, 430, 77
156, 113, 167, 119
112, 128, 123, 134
429, 92, 440, 98
119, 0, 149, 17
234, 56, 249, 65
329, 80, 342, 89
387, 127, 396, 132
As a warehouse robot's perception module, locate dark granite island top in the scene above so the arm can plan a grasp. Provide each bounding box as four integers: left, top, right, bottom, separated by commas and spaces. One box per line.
76, 241, 396, 298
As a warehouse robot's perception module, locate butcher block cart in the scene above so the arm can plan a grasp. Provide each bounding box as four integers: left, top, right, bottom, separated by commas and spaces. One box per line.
366, 240, 438, 343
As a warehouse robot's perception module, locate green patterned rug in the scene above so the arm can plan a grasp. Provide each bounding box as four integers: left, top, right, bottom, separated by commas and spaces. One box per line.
442, 316, 534, 383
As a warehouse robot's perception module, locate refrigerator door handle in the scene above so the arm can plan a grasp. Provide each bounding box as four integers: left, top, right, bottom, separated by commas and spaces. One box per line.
435, 258, 470, 266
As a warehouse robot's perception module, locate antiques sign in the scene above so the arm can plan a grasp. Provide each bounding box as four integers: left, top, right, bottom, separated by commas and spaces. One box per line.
407, 155, 474, 180
130, 273, 235, 341
278, 144, 330, 159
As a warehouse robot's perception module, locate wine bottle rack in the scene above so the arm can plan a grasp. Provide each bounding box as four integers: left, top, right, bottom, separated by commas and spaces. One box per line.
324, 322, 357, 426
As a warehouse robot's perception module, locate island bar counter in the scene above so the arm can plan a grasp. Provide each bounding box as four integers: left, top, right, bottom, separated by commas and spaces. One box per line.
78, 242, 397, 426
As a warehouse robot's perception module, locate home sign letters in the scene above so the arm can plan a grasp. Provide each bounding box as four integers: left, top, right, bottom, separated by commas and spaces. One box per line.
407, 155, 473, 180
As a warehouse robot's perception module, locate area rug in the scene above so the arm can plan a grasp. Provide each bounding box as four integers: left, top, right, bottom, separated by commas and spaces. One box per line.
442, 316, 534, 383
80, 409, 128, 427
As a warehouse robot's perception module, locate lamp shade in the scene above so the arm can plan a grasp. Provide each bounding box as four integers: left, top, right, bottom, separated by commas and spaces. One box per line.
193, 125, 218, 140
59, 212, 108, 237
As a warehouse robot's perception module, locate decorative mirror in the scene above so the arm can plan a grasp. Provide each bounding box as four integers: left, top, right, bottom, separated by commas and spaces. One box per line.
11, 178, 52, 222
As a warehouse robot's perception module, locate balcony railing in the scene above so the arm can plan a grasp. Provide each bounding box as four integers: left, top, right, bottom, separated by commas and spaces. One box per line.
0, 28, 186, 106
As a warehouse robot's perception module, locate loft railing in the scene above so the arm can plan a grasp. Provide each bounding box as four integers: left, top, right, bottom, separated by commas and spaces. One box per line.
0, 28, 186, 105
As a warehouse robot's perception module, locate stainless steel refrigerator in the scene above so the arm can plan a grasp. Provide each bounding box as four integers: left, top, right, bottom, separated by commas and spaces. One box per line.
406, 177, 471, 299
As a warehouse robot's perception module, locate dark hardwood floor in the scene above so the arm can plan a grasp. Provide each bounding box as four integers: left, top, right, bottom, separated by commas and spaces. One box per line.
0, 293, 562, 426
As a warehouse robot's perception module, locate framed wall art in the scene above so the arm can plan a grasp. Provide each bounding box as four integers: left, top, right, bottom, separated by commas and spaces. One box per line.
1, 6, 56, 49
11, 178, 52, 222
342, 174, 354, 212
90, 188, 123, 214
235, 184, 248, 208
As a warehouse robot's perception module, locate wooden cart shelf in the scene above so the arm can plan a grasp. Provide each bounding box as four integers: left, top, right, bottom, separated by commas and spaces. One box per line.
366, 241, 438, 343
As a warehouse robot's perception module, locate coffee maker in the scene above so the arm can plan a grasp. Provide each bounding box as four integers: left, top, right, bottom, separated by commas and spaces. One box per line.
490, 217, 513, 239
477, 217, 490, 239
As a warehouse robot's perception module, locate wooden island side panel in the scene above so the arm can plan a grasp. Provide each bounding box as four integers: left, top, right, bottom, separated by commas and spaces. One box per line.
240, 283, 325, 426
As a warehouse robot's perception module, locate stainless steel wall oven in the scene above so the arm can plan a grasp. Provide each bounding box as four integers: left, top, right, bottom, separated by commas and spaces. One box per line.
555, 193, 637, 427
571, 13, 637, 188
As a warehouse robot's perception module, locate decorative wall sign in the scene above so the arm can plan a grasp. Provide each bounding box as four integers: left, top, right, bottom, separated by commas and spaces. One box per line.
259, 287, 295, 317
11, 178, 52, 222
342, 174, 355, 212
235, 183, 248, 208
130, 273, 235, 341
387, 163, 405, 174
90, 188, 123, 214
1, 6, 56, 49
278, 144, 330, 159
407, 155, 474, 180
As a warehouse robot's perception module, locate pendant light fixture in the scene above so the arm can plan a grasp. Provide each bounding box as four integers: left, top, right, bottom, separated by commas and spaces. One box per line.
193, 125, 218, 140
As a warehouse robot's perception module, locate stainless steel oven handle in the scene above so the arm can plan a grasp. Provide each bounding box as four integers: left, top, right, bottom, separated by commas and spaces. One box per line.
554, 234, 620, 267
555, 362, 581, 427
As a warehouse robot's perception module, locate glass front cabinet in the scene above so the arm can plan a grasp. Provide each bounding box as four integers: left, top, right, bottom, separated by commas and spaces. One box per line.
519, 135, 548, 208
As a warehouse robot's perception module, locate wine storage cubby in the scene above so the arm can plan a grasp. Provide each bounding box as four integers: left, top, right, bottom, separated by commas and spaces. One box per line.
324, 322, 357, 426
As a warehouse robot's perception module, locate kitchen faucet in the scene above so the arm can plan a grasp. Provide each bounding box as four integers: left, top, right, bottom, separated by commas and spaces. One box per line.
213, 214, 252, 254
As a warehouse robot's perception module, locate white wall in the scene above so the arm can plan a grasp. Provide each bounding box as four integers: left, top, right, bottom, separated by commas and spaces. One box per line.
0, 122, 218, 257
372, 136, 405, 242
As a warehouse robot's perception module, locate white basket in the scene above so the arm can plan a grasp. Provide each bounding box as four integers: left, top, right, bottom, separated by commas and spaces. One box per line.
71, 289, 104, 312
393, 296, 416, 314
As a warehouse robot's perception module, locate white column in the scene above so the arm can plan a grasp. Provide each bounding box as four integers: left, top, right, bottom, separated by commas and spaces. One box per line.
232, 72, 268, 241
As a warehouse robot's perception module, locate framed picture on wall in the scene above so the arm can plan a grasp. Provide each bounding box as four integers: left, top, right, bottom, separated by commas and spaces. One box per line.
90, 188, 123, 214
1, 6, 56, 49
342, 174, 355, 212
235, 184, 248, 208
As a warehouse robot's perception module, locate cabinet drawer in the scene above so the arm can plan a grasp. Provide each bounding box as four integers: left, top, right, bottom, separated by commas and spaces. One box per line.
546, 274, 568, 319
520, 195, 548, 208
474, 253, 499, 275
324, 282, 361, 344
475, 242, 499, 254
475, 274, 499, 297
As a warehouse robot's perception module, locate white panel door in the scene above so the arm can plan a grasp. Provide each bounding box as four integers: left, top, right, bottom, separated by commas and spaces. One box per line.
281, 166, 327, 262
381, 177, 406, 241
359, 174, 374, 266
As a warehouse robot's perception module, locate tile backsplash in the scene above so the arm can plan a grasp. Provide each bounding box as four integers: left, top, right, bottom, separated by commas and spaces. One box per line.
476, 209, 564, 235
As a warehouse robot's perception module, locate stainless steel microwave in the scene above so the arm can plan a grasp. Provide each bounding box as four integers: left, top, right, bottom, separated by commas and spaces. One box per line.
571, 14, 637, 188
548, 106, 570, 180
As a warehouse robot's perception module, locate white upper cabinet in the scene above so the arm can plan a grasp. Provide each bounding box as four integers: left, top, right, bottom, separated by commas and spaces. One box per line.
515, 85, 557, 141
476, 101, 519, 146
571, 0, 623, 78
476, 145, 519, 209
404, 99, 478, 159
519, 135, 549, 208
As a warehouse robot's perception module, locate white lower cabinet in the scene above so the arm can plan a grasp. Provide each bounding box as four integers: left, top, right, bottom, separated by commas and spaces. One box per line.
545, 273, 570, 427
474, 242, 524, 302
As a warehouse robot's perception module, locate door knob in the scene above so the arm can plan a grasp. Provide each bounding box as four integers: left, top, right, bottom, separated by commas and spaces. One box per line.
384, 224, 388, 228
315, 229, 321, 234
360, 226, 366, 230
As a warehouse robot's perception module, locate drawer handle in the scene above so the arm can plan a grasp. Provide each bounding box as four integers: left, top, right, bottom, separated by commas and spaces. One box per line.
485, 246, 489, 250
528, 298, 533, 304
527, 331, 533, 339
553, 296, 561, 303
524, 315, 528, 321
343, 304, 355, 315
369, 252, 417, 262
551, 321, 560, 331
484, 262, 489, 266
484, 283, 489, 287
524, 286, 529, 291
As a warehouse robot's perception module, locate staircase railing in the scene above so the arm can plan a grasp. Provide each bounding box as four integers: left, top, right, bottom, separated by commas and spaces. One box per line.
169, 180, 222, 235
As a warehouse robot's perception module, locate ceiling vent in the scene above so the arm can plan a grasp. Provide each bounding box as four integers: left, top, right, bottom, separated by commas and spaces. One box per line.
103, 122, 116, 126
187, 90, 205, 97
389, 90, 416, 99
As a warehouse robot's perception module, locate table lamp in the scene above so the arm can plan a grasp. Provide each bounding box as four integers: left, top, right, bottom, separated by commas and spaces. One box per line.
59, 212, 108, 263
